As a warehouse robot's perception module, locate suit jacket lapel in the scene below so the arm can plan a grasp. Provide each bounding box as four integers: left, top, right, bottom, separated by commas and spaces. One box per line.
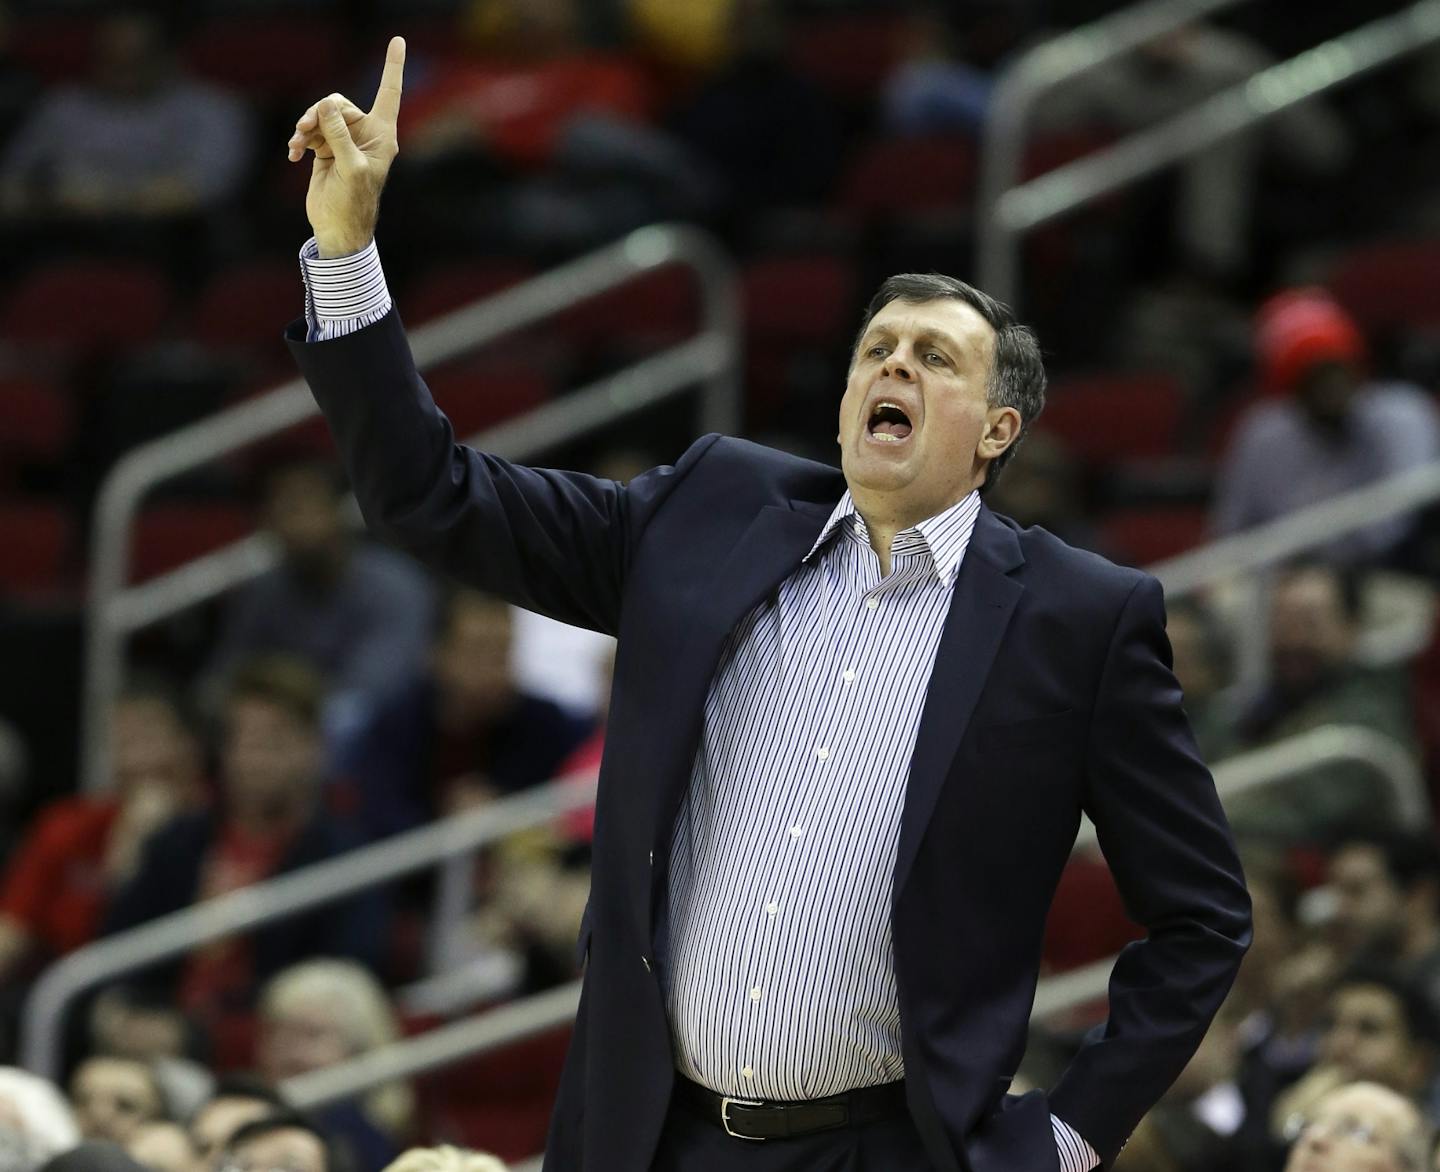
894, 506, 1025, 896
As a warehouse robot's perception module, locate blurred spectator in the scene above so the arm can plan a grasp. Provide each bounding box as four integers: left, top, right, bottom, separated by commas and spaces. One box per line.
507, 609, 613, 722
1281, 1080, 1431, 1172
103, 658, 385, 1022
383, 1147, 508, 1172
220, 1112, 334, 1172
665, 0, 841, 218
1213, 290, 1440, 565
124, 1122, 192, 1172
1231, 851, 1314, 1170
394, 0, 711, 253
0, 12, 251, 220
1040, 24, 1348, 278
86, 986, 204, 1070
1327, 833, 1440, 1020
38, 1142, 147, 1172
880, 3, 994, 136
983, 432, 1101, 554
1113, 1003, 1246, 1171
1223, 563, 1419, 843
0, 682, 204, 984
0, 1067, 80, 1172
337, 590, 591, 840
402, 0, 654, 169
1273, 965, 1440, 1138
257, 960, 411, 1172
188, 1077, 285, 1172
205, 461, 435, 739
67, 1057, 166, 1147
1164, 598, 1235, 762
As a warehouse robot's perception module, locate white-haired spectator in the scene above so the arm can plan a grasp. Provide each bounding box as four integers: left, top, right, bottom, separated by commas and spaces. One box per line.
257, 960, 413, 1172
0, 1066, 81, 1172
1282, 1081, 1431, 1172
383, 1145, 507, 1172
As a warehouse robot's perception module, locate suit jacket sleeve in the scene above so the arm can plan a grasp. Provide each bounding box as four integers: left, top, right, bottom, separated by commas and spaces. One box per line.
1047, 575, 1252, 1164
285, 309, 715, 635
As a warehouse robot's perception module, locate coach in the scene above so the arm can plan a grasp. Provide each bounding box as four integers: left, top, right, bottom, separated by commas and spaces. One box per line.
282, 39, 1251, 1172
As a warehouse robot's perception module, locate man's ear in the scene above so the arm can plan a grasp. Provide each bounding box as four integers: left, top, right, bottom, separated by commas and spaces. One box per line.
979, 407, 1023, 461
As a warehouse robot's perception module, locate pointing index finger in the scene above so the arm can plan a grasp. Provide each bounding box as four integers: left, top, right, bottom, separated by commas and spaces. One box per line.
370, 35, 406, 126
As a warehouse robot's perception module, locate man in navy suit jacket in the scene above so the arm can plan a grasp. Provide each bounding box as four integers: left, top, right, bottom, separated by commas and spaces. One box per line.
283, 38, 1250, 1171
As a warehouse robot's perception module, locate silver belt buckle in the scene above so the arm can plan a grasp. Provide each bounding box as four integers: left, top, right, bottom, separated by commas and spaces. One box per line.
720, 1096, 764, 1140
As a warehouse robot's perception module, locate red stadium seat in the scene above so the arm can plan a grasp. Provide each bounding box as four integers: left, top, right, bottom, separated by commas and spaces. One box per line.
405, 261, 536, 326
0, 500, 71, 594
742, 255, 857, 345
183, 17, 341, 101
1099, 505, 1210, 567
415, 1025, 571, 1162
1035, 371, 1186, 465
1043, 852, 1142, 974
839, 136, 977, 217
425, 359, 552, 439
130, 502, 254, 581
552, 265, 700, 351
786, 12, 906, 101
1, 262, 172, 354
1325, 238, 1440, 334
192, 259, 305, 357
0, 377, 74, 471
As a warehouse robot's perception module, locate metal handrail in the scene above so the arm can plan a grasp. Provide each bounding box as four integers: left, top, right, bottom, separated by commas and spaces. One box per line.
259, 724, 1424, 1142
1151, 462, 1440, 598
80, 224, 741, 793
979, 0, 1440, 306
19, 772, 599, 1082
976, 0, 1252, 307
1072, 722, 1429, 854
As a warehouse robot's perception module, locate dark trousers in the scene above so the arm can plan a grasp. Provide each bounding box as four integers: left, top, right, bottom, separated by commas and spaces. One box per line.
650, 1095, 936, 1171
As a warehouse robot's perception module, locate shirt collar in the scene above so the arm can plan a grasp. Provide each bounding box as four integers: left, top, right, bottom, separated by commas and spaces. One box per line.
804, 489, 983, 586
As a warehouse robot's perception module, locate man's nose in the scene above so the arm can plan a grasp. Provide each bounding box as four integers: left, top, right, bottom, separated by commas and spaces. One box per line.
883, 353, 915, 380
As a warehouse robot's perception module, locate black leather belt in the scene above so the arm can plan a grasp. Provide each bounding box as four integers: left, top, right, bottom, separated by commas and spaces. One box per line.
675, 1075, 907, 1141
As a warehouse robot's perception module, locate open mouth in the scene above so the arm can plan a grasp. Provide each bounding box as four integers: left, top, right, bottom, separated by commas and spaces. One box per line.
867, 400, 913, 443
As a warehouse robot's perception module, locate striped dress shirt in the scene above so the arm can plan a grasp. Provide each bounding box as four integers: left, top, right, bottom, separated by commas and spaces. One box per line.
297, 236, 1099, 1171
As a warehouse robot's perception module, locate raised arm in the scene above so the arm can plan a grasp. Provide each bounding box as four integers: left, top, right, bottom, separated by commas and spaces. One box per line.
283, 38, 707, 633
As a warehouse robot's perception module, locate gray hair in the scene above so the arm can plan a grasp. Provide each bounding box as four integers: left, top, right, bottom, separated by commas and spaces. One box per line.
854, 273, 1047, 492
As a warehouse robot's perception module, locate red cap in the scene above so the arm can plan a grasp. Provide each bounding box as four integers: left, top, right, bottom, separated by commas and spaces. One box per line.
1254, 287, 1366, 394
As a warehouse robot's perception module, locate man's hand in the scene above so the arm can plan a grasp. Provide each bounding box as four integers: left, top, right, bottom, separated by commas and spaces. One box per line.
288, 35, 406, 258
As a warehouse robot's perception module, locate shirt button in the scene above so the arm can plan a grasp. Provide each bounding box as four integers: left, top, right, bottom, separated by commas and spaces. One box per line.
742, 1066, 754, 1080
789, 825, 804, 840
765, 901, 778, 916
866, 597, 879, 611
750, 986, 762, 1002
815, 745, 830, 761
641, 955, 651, 972
842, 669, 856, 683
648, 849, 654, 865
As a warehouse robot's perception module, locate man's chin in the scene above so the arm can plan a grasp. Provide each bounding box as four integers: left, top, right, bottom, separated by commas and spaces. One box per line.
842, 450, 913, 494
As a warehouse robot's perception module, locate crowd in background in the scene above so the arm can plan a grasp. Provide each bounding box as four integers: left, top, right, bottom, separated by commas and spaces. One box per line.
7, 0, 1440, 1168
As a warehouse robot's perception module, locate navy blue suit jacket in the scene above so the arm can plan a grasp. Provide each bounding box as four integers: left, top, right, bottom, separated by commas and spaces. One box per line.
287, 309, 1251, 1172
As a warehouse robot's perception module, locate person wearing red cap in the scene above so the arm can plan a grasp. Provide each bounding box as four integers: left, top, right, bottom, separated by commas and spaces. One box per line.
1212, 288, 1440, 564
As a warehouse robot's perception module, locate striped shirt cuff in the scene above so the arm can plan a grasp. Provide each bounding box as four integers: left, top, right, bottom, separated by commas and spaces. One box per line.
1052, 1114, 1100, 1171
297, 236, 394, 342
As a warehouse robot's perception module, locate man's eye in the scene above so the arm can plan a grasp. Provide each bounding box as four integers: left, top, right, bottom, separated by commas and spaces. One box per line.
869, 346, 889, 358
926, 352, 947, 365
